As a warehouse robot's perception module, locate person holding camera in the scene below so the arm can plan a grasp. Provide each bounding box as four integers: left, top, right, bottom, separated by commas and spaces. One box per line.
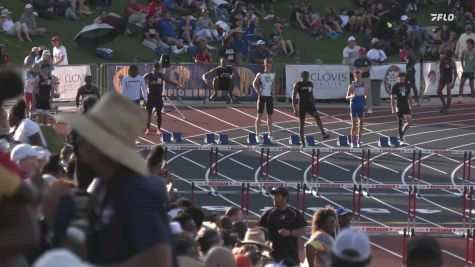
202, 57, 240, 104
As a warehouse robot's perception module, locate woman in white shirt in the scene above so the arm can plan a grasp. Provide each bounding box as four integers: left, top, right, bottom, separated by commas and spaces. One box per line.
0, 9, 31, 42
9, 99, 47, 147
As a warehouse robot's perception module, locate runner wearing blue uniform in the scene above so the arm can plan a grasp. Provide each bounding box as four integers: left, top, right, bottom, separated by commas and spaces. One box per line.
346, 70, 367, 148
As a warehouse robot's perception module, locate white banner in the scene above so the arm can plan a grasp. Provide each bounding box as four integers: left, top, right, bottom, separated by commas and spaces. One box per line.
51, 65, 91, 101
285, 64, 351, 99
423, 61, 473, 96
369, 63, 422, 98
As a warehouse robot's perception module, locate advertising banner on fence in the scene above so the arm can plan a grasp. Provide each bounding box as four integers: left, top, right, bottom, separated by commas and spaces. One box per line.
51, 65, 91, 101
285, 64, 351, 99
423, 61, 473, 96
369, 63, 421, 98
106, 63, 263, 100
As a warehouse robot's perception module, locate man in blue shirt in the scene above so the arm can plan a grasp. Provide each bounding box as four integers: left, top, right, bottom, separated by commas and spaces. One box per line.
157, 11, 185, 50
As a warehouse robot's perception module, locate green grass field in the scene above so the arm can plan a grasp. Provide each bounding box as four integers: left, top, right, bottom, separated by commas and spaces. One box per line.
1, 0, 443, 66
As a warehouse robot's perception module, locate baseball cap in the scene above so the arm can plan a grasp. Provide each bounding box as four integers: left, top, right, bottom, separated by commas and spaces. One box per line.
336, 207, 353, 217
11, 144, 38, 163
256, 40, 266, 45
466, 24, 473, 30
42, 50, 51, 56
51, 36, 60, 42
32, 249, 94, 267
348, 36, 356, 42
359, 47, 366, 54
332, 228, 371, 263
401, 15, 409, 21
25, 3, 33, 9
270, 187, 288, 197
31, 46, 38, 52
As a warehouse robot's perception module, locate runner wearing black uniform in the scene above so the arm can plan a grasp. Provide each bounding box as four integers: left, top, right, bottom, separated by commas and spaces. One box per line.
202, 57, 240, 104
292, 71, 330, 147
438, 50, 457, 115
143, 63, 182, 136
391, 72, 412, 145
76, 75, 100, 108
34, 64, 59, 125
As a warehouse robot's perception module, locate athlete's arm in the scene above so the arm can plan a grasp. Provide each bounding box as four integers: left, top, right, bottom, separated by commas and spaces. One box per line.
461, 51, 465, 69
408, 88, 413, 111
201, 68, 217, 83
140, 77, 148, 102
452, 60, 458, 84
306, 244, 316, 267
290, 225, 307, 237
76, 87, 82, 107
391, 94, 396, 114
252, 73, 261, 95
345, 84, 354, 100
292, 83, 299, 116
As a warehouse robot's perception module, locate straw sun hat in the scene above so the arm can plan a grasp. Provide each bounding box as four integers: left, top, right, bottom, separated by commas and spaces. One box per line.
240, 228, 273, 251
56, 92, 148, 176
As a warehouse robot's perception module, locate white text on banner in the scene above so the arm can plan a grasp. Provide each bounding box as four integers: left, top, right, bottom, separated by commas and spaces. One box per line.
51, 65, 91, 101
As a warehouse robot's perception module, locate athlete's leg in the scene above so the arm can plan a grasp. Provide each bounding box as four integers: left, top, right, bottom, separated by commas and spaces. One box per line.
255, 113, 263, 136
146, 101, 153, 130
299, 117, 306, 146
350, 116, 357, 144
458, 76, 467, 99
437, 82, 446, 111
310, 109, 326, 136
358, 116, 364, 143
397, 112, 404, 140
155, 102, 163, 130
267, 98, 274, 136
402, 114, 412, 135
211, 78, 219, 100
409, 80, 420, 104
447, 83, 453, 110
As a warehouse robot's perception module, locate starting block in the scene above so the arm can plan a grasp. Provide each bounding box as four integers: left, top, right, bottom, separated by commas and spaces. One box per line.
161, 131, 172, 143
218, 134, 229, 145
289, 135, 301, 145
337, 135, 350, 147
247, 133, 258, 145
262, 134, 272, 146
172, 132, 182, 143
305, 136, 316, 146
390, 136, 400, 147
205, 133, 216, 144
378, 137, 390, 147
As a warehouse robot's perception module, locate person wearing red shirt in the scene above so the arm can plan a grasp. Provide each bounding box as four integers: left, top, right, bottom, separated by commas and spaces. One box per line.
0, 45, 11, 66
195, 47, 212, 63
124, 0, 147, 34
148, 0, 165, 17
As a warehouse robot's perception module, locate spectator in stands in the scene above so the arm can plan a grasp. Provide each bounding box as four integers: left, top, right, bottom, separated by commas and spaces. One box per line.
331, 229, 372, 267
456, 24, 475, 60
257, 187, 307, 264
305, 205, 336, 267
24, 47, 38, 67
424, 45, 440, 61
225, 206, 243, 223
348, 3, 368, 32
230, 1, 247, 28
143, 15, 166, 53
250, 40, 271, 64
196, 9, 219, 42
179, 15, 196, 46
11, 144, 40, 180
392, 24, 409, 53
57, 93, 175, 266
269, 23, 295, 56
196, 227, 222, 259
173, 212, 198, 237
245, 6, 259, 28
336, 207, 352, 233
0, 44, 11, 66
0, 9, 32, 42
406, 236, 442, 267
323, 6, 342, 34
9, 99, 47, 147
33, 63, 60, 125
93, 9, 123, 32
148, 0, 165, 17
76, 75, 100, 108
205, 247, 236, 267
343, 36, 360, 74
21, 4, 47, 37
339, 8, 349, 30
37, 49, 54, 71
220, 36, 240, 65
429, 24, 455, 46
157, 11, 186, 53
24, 63, 39, 117
124, 0, 147, 35
405, 17, 429, 48
51, 36, 68, 65
367, 38, 387, 64
175, 235, 202, 267
289, 2, 311, 33
56, 0, 82, 20
232, 28, 249, 61
195, 47, 212, 63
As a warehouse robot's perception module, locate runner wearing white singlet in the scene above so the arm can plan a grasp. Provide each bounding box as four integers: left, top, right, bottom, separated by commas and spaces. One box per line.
253, 58, 275, 143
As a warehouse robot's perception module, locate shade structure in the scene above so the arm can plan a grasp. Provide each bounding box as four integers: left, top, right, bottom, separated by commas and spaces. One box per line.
74, 23, 118, 48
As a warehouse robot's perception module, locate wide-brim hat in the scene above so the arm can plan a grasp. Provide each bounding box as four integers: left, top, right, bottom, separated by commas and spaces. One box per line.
240, 228, 273, 251
55, 92, 149, 176
0, 9, 12, 17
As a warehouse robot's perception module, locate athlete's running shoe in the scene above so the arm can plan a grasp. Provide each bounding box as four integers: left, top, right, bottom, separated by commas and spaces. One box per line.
322, 133, 330, 140
454, 96, 464, 105
256, 135, 261, 144
156, 129, 162, 136
145, 129, 153, 135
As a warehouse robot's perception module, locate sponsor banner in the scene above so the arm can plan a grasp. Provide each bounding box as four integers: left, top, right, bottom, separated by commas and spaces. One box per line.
51, 65, 91, 101
369, 63, 422, 98
284, 64, 351, 99
106, 63, 263, 100
423, 61, 473, 96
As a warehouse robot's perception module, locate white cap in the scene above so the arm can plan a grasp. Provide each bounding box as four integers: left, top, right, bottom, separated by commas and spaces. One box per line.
167, 207, 183, 218
401, 15, 409, 21
42, 50, 51, 56
33, 249, 94, 267
348, 36, 356, 42
332, 228, 371, 263
11, 144, 38, 163
256, 40, 266, 45
25, 3, 33, 9
170, 222, 183, 235
33, 146, 51, 162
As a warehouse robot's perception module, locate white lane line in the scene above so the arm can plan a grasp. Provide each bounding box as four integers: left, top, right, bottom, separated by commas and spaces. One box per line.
187, 106, 243, 129
182, 156, 206, 169
276, 159, 302, 171
229, 158, 254, 170
371, 242, 404, 259
323, 160, 350, 172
